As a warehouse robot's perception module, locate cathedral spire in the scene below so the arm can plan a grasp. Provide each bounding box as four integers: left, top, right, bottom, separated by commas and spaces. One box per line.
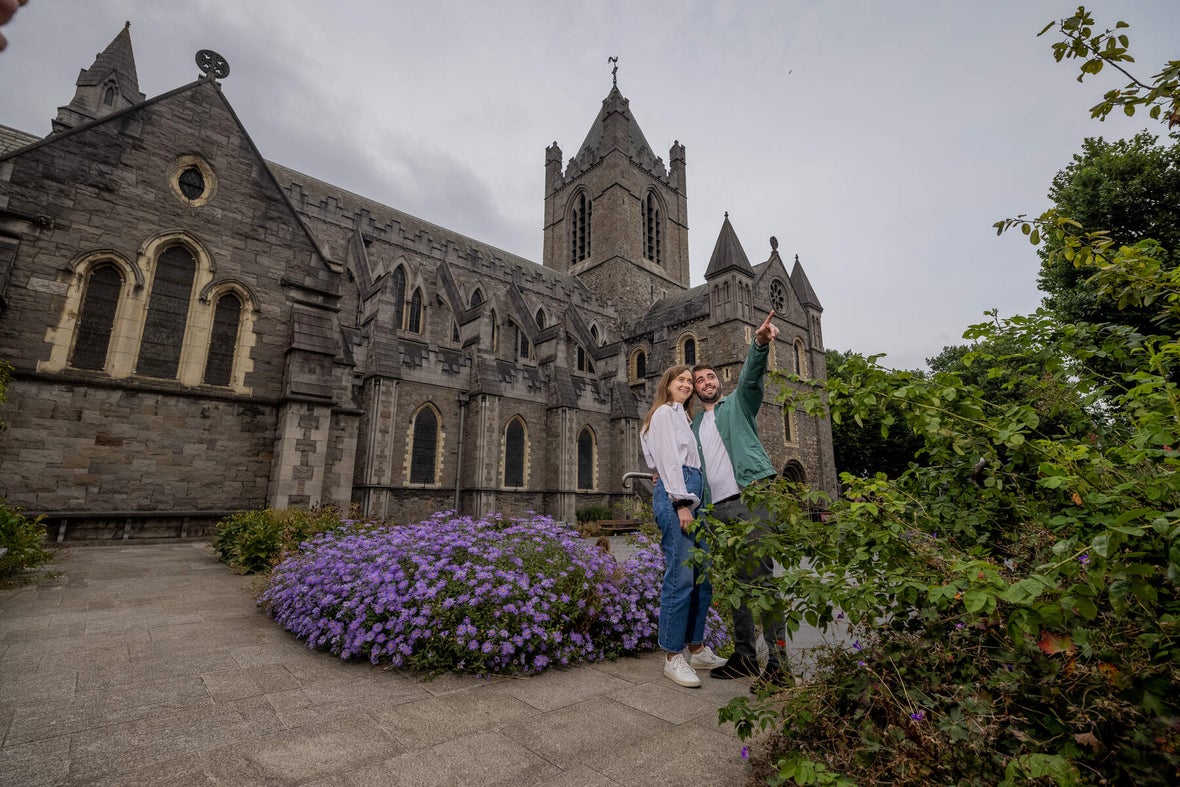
572, 83, 658, 172
704, 213, 754, 280
53, 23, 147, 133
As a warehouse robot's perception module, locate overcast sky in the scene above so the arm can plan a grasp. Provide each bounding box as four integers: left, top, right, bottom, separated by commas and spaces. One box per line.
4, 1, 1179, 370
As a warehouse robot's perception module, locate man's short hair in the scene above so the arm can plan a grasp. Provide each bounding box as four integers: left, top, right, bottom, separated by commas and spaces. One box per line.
692, 364, 715, 375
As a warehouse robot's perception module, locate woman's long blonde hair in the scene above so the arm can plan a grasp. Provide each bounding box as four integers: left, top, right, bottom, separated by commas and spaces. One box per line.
641, 364, 694, 435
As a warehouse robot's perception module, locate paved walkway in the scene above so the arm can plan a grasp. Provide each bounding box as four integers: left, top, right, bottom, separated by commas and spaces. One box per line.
0, 543, 758, 786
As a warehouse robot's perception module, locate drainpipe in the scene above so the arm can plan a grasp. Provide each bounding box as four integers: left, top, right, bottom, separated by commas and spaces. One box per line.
454, 392, 469, 512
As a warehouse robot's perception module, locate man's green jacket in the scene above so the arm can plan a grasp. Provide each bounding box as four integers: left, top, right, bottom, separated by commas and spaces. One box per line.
691, 340, 777, 504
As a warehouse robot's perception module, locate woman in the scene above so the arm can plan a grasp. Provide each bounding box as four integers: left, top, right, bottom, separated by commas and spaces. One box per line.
641, 364, 727, 687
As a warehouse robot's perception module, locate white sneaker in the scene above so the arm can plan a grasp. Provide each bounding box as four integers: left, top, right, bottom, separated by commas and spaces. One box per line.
663, 653, 702, 687
687, 645, 728, 670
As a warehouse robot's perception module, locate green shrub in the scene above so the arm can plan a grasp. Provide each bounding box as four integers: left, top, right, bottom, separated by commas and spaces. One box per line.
213, 506, 345, 574
619, 498, 660, 543
0, 499, 53, 580
575, 504, 614, 524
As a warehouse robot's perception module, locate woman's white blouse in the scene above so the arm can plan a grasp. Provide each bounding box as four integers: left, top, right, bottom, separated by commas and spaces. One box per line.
640, 402, 701, 507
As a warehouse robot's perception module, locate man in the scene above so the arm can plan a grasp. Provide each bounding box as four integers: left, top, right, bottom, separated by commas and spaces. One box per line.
692, 309, 789, 689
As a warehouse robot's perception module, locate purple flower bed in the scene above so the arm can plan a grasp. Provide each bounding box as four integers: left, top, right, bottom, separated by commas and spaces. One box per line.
258, 512, 727, 675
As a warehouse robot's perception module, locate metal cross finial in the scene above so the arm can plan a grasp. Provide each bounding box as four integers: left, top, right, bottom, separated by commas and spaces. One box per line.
196, 49, 231, 80
608, 56, 618, 87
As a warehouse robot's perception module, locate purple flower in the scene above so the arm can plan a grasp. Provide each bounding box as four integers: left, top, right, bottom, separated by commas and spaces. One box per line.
740, 745, 749, 760
910, 711, 925, 721
852, 640, 862, 652
856, 660, 866, 668
1078, 553, 1090, 566
257, 512, 728, 677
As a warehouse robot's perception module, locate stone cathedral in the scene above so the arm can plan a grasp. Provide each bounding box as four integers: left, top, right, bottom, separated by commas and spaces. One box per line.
0, 26, 835, 539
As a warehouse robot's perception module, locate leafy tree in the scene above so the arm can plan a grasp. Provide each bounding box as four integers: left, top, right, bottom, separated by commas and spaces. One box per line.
706, 8, 1180, 784
1037, 132, 1180, 334
823, 349, 924, 479
927, 323, 1099, 442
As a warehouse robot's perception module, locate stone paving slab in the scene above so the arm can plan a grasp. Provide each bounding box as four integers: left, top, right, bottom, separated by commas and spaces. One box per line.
0, 543, 756, 785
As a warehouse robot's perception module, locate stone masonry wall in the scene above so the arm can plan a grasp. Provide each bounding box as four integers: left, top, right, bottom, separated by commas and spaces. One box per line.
0, 378, 274, 512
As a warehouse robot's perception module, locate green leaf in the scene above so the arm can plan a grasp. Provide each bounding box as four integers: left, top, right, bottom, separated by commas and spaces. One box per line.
1072, 596, 1098, 620
963, 589, 991, 613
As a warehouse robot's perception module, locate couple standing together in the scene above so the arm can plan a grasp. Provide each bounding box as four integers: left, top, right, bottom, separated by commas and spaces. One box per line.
640, 309, 787, 689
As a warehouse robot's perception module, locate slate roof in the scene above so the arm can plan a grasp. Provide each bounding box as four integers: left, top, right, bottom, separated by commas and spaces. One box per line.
0, 125, 39, 156
790, 255, 823, 310
610, 380, 640, 420
575, 86, 657, 164
629, 283, 709, 338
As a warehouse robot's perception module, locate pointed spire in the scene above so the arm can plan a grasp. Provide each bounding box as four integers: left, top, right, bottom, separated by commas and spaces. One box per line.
572, 84, 659, 171
790, 254, 823, 310
704, 213, 754, 280
53, 23, 146, 132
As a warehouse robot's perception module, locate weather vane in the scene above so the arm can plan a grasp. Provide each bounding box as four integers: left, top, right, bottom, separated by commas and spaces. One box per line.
608, 56, 618, 88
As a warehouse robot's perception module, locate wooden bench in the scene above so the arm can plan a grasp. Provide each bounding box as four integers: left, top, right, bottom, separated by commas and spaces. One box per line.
595, 519, 640, 534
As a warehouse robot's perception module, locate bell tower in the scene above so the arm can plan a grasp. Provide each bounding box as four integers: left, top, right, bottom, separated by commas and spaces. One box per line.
542, 73, 689, 329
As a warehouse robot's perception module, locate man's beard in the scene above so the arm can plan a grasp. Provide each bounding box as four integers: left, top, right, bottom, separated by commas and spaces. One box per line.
695, 388, 721, 404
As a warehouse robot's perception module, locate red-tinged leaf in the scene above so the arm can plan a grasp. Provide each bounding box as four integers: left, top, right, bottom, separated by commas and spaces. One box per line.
1037, 631, 1075, 655
1071, 491, 1084, 506
1075, 731, 1100, 751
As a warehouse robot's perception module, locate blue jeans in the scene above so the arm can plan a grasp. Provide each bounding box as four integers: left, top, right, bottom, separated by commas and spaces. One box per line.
653, 466, 711, 653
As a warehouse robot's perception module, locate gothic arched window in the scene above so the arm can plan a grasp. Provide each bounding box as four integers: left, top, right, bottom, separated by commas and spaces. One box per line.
782, 460, 806, 483
203, 292, 242, 386
409, 404, 440, 485
392, 266, 407, 330
793, 339, 807, 377
630, 347, 647, 382
407, 288, 423, 333
469, 288, 484, 308
643, 192, 663, 265
534, 308, 546, 330
569, 191, 591, 265
504, 417, 527, 488
136, 245, 196, 378
681, 336, 697, 367
512, 321, 531, 359
71, 264, 123, 370
577, 426, 596, 490
576, 344, 594, 373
